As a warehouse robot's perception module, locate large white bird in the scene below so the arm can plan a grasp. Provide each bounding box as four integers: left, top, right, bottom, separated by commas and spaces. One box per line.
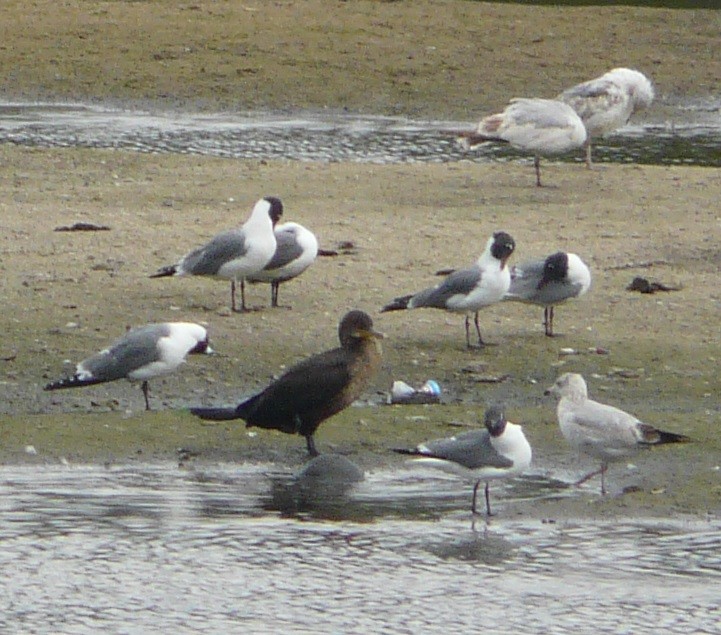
458, 98, 587, 186
558, 67, 655, 168
381, 232, 515, 348
150, 197, 283, 312
247, 221, 319, 308
45, 322, 213, 410
505, 251, 591, 336
394, 405, 532, 516
544, 373, 689, 494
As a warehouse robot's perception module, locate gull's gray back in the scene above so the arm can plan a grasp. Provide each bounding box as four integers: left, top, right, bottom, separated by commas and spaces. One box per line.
80, 324, 168, 381
421, 429, 513, 470
410, 266, 481, 309
180, 231, 247, 276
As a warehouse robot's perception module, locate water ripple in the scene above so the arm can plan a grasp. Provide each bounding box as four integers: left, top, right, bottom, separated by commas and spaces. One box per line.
0, 464, 719, 633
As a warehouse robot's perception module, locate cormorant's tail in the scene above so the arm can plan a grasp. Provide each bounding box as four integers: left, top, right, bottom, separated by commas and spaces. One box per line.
381, 295, 413, 313
149, 264, 178, 279
190, 406, 242, 421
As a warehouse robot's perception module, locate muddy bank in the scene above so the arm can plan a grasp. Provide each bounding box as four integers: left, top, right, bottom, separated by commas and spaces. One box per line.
1, 146, 719, 516
1, 1, 719, 120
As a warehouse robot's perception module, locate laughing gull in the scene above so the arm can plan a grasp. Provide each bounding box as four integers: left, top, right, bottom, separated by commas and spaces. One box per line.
247, 221, 319, 308
394, 405, 532, 516
150, 196, 283, 312
544, 373, 690, 494
505, 252, 591, 336
191, 310, 383, 457
558, 67, 654, 168
45, 322, 213, 410
381, 232, 515, 348
458, 98, 587, 186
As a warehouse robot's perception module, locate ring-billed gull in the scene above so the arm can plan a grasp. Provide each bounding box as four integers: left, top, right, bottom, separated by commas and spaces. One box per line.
544, 373, 690, 494
381, 232, 515, 348
394, 405, 532, 516
247, 221, 319, 308
45, 322, 213, 410
150, 196, 283, 312
458, 98, 587, 187
191, 311, 383, 457
505, 252, 591, 336
558, 67, 654, 168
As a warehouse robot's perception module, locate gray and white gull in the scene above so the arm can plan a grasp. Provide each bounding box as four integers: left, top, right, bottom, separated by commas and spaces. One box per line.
394, 405, 532, 516
458, 98, 587, 186
505, 251, 591, 336
545, 373, 689, 494
150, 196, 283, 312
247, 221, 319, 308
45, 322, 213, 410
381, 231, 515, 348
558, 67, 654, 168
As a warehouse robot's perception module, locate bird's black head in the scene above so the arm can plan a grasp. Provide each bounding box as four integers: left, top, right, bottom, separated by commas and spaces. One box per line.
538, 251, 569, 289
189, 335, 213, 355
264, 196, 284, 225
338, 310, 384, 347
484, 404, 507, 437
490, 232, 515, 264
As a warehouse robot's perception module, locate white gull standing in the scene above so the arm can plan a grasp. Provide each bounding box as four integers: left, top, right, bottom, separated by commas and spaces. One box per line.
394, 405, 532, 516
458, 98, 587, 187
544, 373, 689, 494
150, 196, 283, 312
381, 231, 515, 348
45, 322, 213, 410
505, 251, 591, 336
558, 67, 655, 168
247, 221, 319, 308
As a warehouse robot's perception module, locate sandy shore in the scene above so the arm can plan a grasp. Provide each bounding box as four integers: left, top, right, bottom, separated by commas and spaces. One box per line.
0, 2, 719, 516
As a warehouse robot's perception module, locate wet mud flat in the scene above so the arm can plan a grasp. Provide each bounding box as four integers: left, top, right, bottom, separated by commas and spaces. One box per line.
1, 145, 719, 517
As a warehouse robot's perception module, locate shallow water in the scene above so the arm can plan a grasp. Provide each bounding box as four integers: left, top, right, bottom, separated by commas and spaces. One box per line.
1, 102, 720, 167
1, 463, 719, 634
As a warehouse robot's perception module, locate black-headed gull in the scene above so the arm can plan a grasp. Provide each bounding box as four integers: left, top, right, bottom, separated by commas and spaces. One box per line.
394, 405, 532, 516
247, 221, 319, 308
381, 232, 515, 348
191, 310, 383, 457
505, 251, 591, 336
150, 196, 283, 312
544, 373, 690, 494
45, 322, 213, 410
458, 98, 587, 186
558, 67, 654, 168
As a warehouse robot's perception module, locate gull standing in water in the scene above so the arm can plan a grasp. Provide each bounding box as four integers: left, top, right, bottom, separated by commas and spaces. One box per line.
247, 221, 319, 308
191, 310, 383, 457
505, 251, 591, 336
558, 67, 654, 168
381, 232, 515, 348
45, 322, 213, 410
458, 98, 587, 186
545, 373, 690, 494
394, 405, 532, 516
150, 197, 283, 312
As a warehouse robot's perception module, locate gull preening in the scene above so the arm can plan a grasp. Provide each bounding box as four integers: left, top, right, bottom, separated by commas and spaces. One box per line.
544, 373, 690, 494
247, 221, 319, 308
394, 405, 532, 516
45, 322, 213, 410
458, 98, 587, 187
191, 310, 383, 457
505, 251, 591, 336
558, 67, 655, 168
150, 196, 283, 312
381, 232, 515, 348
